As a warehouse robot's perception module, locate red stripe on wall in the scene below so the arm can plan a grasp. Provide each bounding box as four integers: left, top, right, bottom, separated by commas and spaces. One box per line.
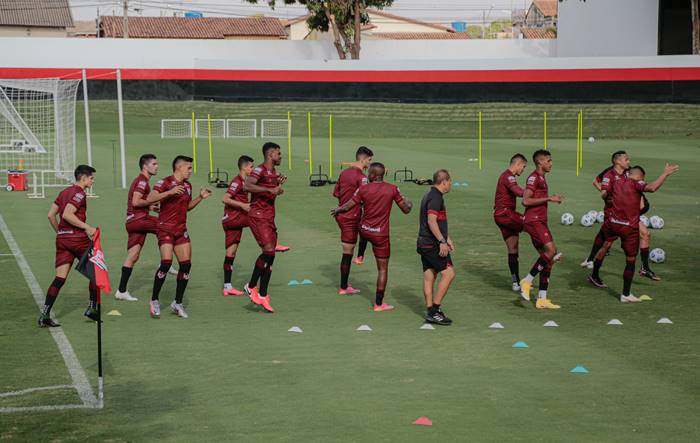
1, 67, 699, 82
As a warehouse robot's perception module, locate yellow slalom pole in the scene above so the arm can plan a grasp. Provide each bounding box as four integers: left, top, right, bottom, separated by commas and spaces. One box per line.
307, 112, 313, 176
191, 112, 197, 175
579, 110, 583, 172
207, 113, 213, 177
543, 111, 548, 150
287, 111, 292, 171
329, 113, 333, 178
576, 111, 581, 176
478, 111, 483, 170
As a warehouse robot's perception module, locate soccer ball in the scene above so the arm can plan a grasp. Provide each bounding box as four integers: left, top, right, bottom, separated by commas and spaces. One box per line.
649, 248, 665, 263
649, 215, 664, 229
561, 212, 574, 225
587, 210, 598, 219
580, 214, 596, 227
596, 212, 604, 223
588, 136, 595, 143
640, 215, 650, 227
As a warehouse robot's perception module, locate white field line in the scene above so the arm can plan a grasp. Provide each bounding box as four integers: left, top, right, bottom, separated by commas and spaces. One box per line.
0, 384, 75, 398
0, 214, 99, 410
0, 404, 94, 413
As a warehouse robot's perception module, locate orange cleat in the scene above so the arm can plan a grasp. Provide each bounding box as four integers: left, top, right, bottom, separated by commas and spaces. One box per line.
373, 303, 394, 312
244, 283, 262, 305
223, 287, 244, 296
259, 296, 275, 313
275, 244, 290, 253
338, 285, 360, 295
354, 256, 364, 265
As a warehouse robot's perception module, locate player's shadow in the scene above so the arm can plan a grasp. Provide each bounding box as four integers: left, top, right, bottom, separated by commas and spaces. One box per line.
558, 259, 621, 300
392, 284, 428, 318
464, 260, 516, 292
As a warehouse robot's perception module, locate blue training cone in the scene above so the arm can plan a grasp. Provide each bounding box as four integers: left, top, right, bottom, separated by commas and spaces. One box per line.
288, 280, 300, 286
512, 341, 529, 348
570, 365, 589, 374
301, 279, 313, 285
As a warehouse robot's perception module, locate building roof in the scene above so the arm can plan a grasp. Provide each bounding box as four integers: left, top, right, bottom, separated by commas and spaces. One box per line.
0, 0, 73, 28
99, 16, 287, 39
367, 9, 455, 32
371, 32, 470, 40
521, 27, 556, 39
532, 0, 558, 18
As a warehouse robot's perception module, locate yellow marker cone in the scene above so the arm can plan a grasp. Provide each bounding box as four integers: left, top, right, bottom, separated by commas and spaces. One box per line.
639, 295, 653, 301
107, 310, 122, 316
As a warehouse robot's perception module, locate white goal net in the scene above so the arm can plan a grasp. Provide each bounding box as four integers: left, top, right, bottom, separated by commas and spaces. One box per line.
226, 119, 256, 138
261, 119, 290, 138
161, 119, 192, 138
0, 78, 80, 185
195, 119, 226, 138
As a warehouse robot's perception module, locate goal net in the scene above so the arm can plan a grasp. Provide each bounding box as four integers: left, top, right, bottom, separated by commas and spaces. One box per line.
161, 119, 192, 138
0, 78, 80, 184
195, 119, 226, 138
261, 119, 290, 138
226, 119, 256, 138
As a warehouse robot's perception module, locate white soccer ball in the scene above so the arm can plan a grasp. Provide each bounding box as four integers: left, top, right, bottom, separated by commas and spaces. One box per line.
587, 210, 598, 219
640, 215, 650, 227
649, 248, 665, 264
580, 214, 595, 227
649, 215, 664, 229
596, 212, 604, 223
561, 212, 574, 225
588, 136, 595, 143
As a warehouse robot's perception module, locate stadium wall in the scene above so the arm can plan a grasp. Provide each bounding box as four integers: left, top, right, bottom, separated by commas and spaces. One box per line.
0, 38, 699, 103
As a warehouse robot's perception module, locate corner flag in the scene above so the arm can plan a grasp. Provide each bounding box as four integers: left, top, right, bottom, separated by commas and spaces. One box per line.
76, 227, 111, 293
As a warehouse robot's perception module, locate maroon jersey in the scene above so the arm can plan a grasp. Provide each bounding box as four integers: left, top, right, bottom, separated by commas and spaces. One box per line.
54, 185, 87, 239
494, 169, 524, 212
524, 170, 548, 224
609, 174, 646, 227
223, 175, 249, 219
599, 167, 623, 216
333, 166, 367, 221
154, 175, 192, 230
352, 181, 405, 237
126, 173, 151, 223
249, 163, 281, 218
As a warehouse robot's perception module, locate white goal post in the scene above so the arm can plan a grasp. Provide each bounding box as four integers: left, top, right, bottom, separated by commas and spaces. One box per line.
195, 119, 226, 138
161, 119, 192, 138
260, 119, 291, 138
226, 119, 256, 138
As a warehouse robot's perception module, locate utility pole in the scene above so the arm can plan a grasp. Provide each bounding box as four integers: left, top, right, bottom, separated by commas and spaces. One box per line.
123, 0, 128, 39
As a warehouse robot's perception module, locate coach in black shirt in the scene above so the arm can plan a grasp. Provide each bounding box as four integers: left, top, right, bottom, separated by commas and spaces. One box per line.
417, 169, 455, 326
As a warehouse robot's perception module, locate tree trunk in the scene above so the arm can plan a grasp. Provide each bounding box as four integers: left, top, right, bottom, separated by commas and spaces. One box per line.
323, 3, 347, 59
351, 0, 362, 59
692, 0, 699, 54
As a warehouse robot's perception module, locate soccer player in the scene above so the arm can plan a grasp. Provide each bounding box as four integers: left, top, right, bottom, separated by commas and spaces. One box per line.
599, 163, 678, 302
243, 142, 287, 313
331, 162, 412, 312
221, 155, 255, 296
519, 149, 563, 309
417, 169, 455, 325
115, 154, 182, 302
493, 153, 528, 292
38, 165, 98, 327
332, 146, 373, 295
148, 155, 212, 319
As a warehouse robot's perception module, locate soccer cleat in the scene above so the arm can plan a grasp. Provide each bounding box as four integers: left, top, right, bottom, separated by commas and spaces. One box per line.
580, 259, 594, 269
587, 275, 608, 288
553, 252, 563, 262
519, 279, 532, 301
259, 296, 275, 313
244, 283, 262, 305
149, 300, 161, 318
437, 308, 453, 325
222, 287, 245, 296
373, 303, 395, 312
275, 244, 290, 253
425, 310, 451, 326
338, 285, 360, 295
115, 290, 138, 301
512, 282, 521, 292
37, 314, 60, 328
170, 301, 188, 318
639, 268, 661, 281
536, 298, 561, 309
620, 294, 641, 303
168, 266, 178, 275
354, 255, 364, 265
84, 306, 100, 322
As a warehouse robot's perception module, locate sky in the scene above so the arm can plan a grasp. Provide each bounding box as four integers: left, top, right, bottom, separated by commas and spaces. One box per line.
69, 0, 534, 25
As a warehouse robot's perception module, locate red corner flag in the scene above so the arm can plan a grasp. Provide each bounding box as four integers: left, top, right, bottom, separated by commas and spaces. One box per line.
76, 227, 111, 294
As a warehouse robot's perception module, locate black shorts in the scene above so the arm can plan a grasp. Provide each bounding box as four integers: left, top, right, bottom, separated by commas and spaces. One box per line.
417, 245, 452, 272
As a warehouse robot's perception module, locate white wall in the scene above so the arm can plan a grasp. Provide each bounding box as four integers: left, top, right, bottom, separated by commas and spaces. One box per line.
557, 0, 659, 57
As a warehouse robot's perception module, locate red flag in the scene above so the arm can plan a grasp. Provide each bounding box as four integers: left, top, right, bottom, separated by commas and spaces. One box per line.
89, 228, 111, 293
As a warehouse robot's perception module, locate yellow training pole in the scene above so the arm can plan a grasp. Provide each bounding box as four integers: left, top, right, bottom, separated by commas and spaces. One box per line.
307, 112, 313, 176
191, 112, 197, 175
287, 111, 292, 171
207, 113, 213, 176
579, 110, 583, 171
543, 111, 548, 150
478, 111, 483, 170
329, 113, 333, 178
576, 111, 581, 176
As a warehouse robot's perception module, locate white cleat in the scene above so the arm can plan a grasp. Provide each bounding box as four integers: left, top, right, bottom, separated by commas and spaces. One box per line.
149, 300, 161, 318
168, 266, 178, 275
553, 252, 563, 262
512, 282, 521, 292
115, 290, 138, 301
580, 259, 593, 269
170, 301, 188, 318
620, 294, 641, 303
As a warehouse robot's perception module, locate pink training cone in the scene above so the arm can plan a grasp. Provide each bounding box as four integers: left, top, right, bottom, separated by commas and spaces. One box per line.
413, 416, 433, 426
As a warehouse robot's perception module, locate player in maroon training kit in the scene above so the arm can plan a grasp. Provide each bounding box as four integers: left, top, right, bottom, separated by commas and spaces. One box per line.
115, 154, 182, 302
599, 162, 678, 302
519, 150, 564, 309
38, 165, 98, 327
332, 162, 412, 312
147, 155, 212, 319
332, 146, 373, 295
243, 142, 287, 313
493, 153, 528, 292
221, 155, 255, 296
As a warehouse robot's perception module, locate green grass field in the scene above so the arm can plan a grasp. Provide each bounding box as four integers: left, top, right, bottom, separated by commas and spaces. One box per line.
1, 101, 700, 442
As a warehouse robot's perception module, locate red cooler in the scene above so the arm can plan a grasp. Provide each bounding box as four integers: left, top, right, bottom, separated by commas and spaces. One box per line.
6, 170, 28, 192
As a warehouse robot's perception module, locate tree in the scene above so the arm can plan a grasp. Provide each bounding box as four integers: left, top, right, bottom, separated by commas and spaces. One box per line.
246, 1, 394, 59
